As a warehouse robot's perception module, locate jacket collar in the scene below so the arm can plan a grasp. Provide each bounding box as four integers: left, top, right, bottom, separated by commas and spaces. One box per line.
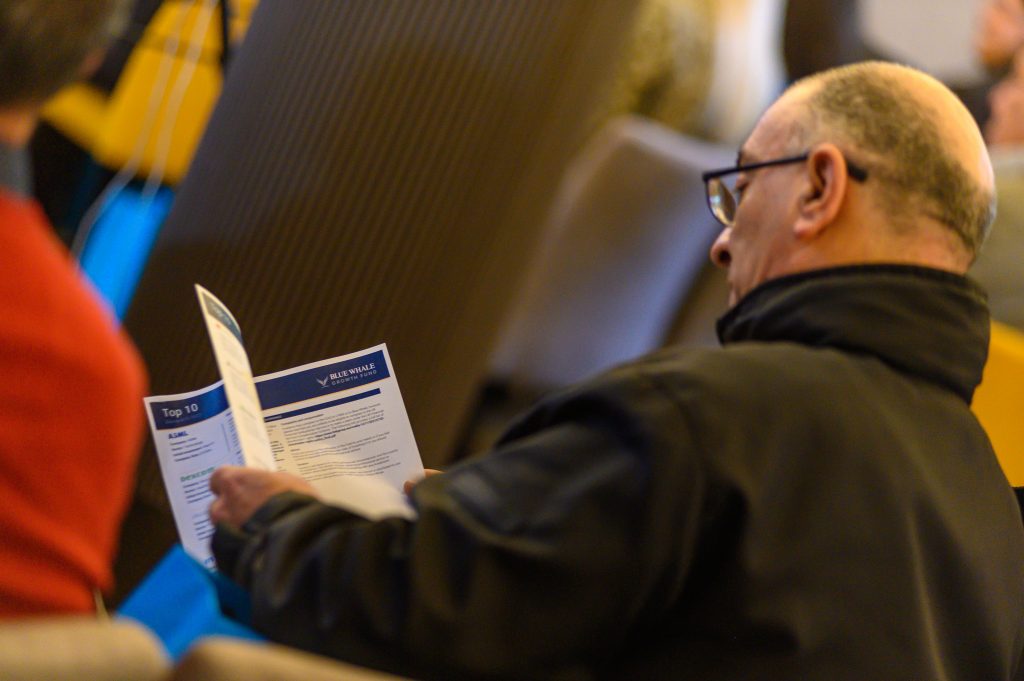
716, 265, 990, 403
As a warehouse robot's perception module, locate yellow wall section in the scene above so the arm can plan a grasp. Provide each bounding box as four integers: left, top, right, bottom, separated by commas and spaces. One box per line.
973, 321, 1024, 486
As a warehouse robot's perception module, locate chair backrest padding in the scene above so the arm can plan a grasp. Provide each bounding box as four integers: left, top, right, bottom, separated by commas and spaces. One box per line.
0, 617, 168, 681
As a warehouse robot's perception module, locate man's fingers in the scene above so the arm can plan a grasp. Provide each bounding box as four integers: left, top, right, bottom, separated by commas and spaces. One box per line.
209, 497, 226, 525
209, 466, 252, 527
209, 465, 242, 495
404, 468, 443, 495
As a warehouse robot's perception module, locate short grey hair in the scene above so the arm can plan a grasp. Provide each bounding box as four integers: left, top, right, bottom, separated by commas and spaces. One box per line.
0, 0, 130, 107
796, 62, 995, 257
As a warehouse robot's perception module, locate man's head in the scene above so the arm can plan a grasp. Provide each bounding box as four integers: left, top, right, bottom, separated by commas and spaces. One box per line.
0, 0, 128, 110
708, 61, 996, 306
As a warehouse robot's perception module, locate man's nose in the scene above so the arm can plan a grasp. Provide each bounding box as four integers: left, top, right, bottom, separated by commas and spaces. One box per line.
710, 228, 732, 268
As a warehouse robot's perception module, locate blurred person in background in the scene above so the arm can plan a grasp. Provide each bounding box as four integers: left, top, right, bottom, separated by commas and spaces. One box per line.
986, 53, 1024, 146
976, 0, 1024, 72
969, 45, 1024, 329
596, 0, 786, 144
0, 0, 147, 617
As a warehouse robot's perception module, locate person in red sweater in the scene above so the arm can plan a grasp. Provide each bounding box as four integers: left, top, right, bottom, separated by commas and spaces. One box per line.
0, 0, 146, 617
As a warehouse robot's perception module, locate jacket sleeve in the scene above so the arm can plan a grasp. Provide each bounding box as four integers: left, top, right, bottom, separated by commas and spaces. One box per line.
212, 369, 708, 679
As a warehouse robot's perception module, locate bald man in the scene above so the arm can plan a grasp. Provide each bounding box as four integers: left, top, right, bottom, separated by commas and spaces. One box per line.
209, 62, 1024, 680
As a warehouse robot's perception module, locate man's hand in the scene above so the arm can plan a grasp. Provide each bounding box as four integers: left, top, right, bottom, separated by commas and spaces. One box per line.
403, 468, 443, 495
210, 466, 319, 527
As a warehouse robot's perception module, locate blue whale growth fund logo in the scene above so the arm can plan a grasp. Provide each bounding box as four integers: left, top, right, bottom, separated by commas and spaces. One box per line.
256, 350, 390, 412
318, 362, 379, 389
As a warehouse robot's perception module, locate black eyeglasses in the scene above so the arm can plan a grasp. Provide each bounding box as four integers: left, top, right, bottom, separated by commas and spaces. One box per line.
701, 152, 868, 227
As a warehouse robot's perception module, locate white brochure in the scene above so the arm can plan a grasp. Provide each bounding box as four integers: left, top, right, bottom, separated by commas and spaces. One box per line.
145, 286, 423, 567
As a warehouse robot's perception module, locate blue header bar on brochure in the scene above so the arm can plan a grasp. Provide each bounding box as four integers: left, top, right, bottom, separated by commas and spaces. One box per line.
150, 384, 229, 430
264, 388, 381, 423
255, 350, 390, 410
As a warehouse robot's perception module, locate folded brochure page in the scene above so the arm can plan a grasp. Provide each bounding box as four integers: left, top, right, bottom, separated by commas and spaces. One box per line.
145, 285, 424, 567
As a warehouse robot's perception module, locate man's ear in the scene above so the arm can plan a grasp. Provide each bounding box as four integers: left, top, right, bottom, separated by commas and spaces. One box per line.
793, 143, 849, 240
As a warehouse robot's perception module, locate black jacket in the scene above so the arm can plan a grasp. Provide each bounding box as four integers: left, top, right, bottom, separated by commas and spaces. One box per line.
214, 265, 1024, 680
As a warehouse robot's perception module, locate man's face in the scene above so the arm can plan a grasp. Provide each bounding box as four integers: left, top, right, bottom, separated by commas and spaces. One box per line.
709, 96, 808, 307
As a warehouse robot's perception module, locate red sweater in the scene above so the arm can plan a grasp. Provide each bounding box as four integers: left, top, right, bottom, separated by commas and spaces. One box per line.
0, 191, 146, 616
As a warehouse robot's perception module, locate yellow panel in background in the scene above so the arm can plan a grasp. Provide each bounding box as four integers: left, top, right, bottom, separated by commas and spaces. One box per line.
43, 0, 259, 186
41, 83, 110, 152
973, 321, 1024, 486
91, 40, 221, 184
91, 1, 225, 185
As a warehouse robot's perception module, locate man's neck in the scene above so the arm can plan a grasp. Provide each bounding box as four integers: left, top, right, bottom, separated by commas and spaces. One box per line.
789, 208, 971, 278
0, 107, 38, 148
